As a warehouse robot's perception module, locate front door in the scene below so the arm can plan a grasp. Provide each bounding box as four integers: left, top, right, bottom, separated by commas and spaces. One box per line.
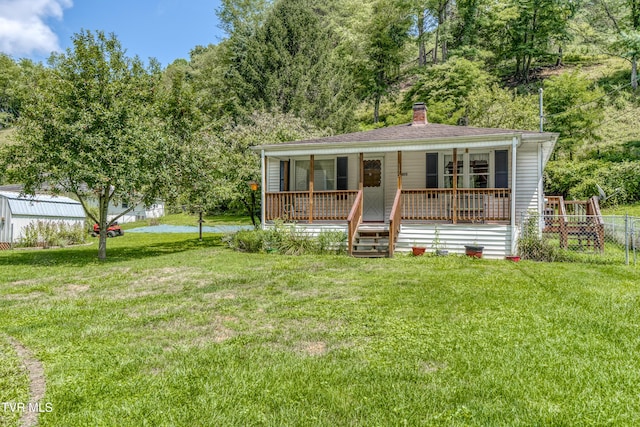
363, 157, 384, 222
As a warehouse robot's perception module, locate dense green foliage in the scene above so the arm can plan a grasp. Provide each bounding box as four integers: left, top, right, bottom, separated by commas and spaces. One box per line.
2, 0, 640, 215
2, 31, 194, 259
225, 222, 347, 254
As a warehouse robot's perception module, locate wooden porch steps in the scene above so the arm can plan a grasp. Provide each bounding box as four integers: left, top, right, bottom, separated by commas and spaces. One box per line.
352, 225, 390, 258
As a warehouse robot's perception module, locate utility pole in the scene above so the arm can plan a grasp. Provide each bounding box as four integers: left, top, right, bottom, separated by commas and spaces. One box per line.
539, 88, 544, 132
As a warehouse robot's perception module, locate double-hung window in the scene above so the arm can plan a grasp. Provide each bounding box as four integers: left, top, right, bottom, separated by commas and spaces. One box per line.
293, 158, 348, 191
438, 151, 508, 188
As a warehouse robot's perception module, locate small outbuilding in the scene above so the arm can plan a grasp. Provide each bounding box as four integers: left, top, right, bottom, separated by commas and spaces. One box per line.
0, 191, 86, 249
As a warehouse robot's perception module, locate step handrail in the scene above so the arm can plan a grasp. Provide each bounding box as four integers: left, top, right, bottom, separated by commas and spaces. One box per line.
388, 189, 403, 257
347, 190, 363, 256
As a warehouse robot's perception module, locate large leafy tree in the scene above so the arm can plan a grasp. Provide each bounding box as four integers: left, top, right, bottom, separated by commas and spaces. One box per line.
403, 57, 495, 123
359, 0, 412, 123
225, 0, 357, 132
203, 111, 326, 226
543, 70, 605, 157
594, 0, 640, 89
503, 0, 574, 81
6, 31, 181, 260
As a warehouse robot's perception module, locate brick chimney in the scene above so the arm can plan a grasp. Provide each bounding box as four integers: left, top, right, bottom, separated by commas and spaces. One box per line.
412, 102, 428, 125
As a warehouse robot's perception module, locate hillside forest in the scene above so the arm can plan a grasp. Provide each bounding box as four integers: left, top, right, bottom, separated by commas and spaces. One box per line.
1, 0, 640, 216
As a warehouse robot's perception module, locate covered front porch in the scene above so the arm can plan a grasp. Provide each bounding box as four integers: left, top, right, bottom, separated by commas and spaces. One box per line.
264, 187, 512, 224
261, 147, 516, 256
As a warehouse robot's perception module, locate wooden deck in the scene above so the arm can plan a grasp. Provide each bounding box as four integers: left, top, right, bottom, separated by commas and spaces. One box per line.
544, 195, 604, 252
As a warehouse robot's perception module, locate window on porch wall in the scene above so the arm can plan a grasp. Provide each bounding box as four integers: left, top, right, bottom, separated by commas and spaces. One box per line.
294, 159, 336, 191
442, 153, 495, 188
469, 153, 489, 188
443, 154, 463, 188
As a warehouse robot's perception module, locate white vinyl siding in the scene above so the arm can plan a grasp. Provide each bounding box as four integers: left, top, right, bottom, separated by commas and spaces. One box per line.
514, 142, 541, 224
267, 157, 281, 193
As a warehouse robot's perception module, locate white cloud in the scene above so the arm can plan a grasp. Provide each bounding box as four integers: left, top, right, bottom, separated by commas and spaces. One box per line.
0, 0, 72, 57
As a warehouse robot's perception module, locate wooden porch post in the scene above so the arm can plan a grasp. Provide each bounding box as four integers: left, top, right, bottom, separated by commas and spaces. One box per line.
452, 148, 458, 224
309, 155, 314, 223
397, 151, 403, 190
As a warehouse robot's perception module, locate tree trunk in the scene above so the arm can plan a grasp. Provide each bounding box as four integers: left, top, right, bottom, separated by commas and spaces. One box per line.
433, 25, 439, 64
440, 2, 448, 62
418, 10, 426, 66
632, 57, 638, 91
98, 193, 109, 260
373, 93, 381, 123
556, 46, 563, 67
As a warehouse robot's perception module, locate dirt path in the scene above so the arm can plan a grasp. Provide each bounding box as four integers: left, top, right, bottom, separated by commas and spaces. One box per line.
8, 337, 46, 427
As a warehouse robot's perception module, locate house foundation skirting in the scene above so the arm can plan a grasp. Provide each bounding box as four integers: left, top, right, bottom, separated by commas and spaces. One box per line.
264, 221, 514, 259
395, 223, 512, 259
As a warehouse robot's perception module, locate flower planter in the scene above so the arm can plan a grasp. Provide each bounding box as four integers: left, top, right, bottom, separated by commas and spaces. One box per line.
505, 255, 520, 262
464, 245, 484, 258
412, 247, 426, 256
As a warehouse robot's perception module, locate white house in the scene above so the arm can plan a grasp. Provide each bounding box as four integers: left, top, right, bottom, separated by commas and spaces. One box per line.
252, 103, 559, 258
0, 191, 86, 249
104, 200, 165, 224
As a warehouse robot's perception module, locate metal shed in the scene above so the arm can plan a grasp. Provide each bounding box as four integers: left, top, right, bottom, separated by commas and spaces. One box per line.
0, 191, 86, 249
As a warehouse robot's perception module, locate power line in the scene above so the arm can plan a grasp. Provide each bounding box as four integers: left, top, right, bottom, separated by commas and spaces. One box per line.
596, 103, 640, 127
544, 80, 635, 119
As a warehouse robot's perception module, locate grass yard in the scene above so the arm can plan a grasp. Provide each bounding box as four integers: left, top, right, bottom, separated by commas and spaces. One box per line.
1, 233, 640, 426
119, 212, 253, 230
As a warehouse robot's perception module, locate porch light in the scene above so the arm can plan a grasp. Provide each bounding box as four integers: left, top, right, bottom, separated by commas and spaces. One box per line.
248, 180, 259, 191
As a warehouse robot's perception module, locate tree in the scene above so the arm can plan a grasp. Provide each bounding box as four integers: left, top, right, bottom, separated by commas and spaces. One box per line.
504, 0, 574, 81
216, 0, 271, 36
543, 70, 605, 157
203, 111, 327, 226
403, 57, 495, 123
359, 0, 412, 123
5, 31, 179, 260
0, 56, 41, 129
225, 0, 357, 132
595, 0, 640, 89
465, 84, 539, 130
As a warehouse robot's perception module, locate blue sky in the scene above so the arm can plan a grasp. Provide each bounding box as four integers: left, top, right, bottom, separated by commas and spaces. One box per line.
0, 0, 225, 67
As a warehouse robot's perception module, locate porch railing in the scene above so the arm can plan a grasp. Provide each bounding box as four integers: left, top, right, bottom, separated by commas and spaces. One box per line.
265, 190, 359, 222
266, 188, 511, 224
401, 188, 511, 223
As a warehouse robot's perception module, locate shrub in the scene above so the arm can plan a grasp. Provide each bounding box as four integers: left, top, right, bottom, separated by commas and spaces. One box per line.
17, 221, 86, 248
225, 229, 266, 253
518, 214, 568, 262
225, 223, 347, 256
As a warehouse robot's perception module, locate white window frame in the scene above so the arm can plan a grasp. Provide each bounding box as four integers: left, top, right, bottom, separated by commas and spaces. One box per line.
439, 150, 509, 188
293, 158, 337, 191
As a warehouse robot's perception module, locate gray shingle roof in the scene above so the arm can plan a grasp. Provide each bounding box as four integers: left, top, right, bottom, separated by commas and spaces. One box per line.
269, 123, 543, 146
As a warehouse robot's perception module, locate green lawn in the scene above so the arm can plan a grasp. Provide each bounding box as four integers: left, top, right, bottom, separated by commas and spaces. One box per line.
1, 233, 640, 426
119, 212, 253, 230
602, 202, 640, 217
